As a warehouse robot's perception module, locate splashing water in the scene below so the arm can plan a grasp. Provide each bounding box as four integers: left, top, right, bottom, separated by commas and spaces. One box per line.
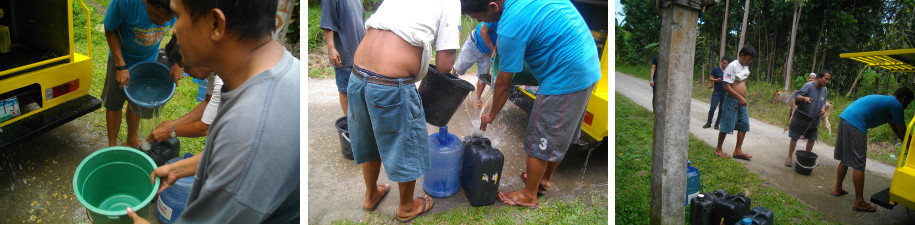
578, 146, 595, 190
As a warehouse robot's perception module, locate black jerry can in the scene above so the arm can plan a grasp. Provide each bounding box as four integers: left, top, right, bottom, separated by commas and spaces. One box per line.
689, 193, 717, 225
745, 206, 774, 225
460, 136, 504, 206
147, 137, 180, 167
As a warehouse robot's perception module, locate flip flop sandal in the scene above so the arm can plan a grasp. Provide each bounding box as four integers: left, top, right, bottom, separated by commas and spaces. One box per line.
519, 172, 548, 196
784, 160, 793, 167
733, 154, 752, 160
831, 190, 849, 196
396, 196, 434, 223
363, 184, 391, 211
497, 191, 538, 209
852, 204, 876, 212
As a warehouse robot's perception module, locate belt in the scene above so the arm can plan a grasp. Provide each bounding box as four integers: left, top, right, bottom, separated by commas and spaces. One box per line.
352, 66, 415, 86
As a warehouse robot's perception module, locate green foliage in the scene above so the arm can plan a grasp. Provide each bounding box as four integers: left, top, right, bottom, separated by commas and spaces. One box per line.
615, 93, 834, 225
307, 2, 324, 50
285, 0, 300, 46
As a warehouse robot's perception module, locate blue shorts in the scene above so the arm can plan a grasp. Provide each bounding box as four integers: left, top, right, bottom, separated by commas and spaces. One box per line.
334, 67, 352, 93
718, 95, 750, 134
346, 68, 430, 182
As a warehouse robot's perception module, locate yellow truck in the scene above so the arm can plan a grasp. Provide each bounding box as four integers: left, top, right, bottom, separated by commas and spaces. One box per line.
841, 48, 915, 210
0, 0, 99, 149
503, 0, 608, 151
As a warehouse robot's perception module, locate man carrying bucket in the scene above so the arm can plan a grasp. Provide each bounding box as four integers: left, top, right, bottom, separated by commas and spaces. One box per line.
346, 0, 459, 222
102, 0, 176, 148
462, 0, 601, 209
831, 87, 913, 213
125, 0, 300, 223
784, 69, 830, 167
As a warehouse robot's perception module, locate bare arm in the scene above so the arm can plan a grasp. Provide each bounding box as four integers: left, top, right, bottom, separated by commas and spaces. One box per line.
323, 29, 342, 68
480, 71, 513, 131
708, 75, 722, 82
147, 95, 211, 142
479, 24, 496, 57
435, 49, 458, 74
891, 124, 908, 141
649, 65, 656, 87
105, 29, 129, 88
150, 153, 202, 195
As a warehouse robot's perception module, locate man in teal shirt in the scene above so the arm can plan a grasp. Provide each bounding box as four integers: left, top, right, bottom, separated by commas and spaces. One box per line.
462, 0, 601, 208
101, 0, 175, 148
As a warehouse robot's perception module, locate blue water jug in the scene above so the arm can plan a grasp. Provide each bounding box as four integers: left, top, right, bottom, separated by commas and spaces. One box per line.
687, 160, 701, 205
423, 126, 463, 198
156, 153, 195, 223
194, 78, 206, 102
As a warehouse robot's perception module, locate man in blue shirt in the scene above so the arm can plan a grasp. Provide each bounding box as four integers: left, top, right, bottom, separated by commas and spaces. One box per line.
462, 0, 601, 209
453, 22, 498, 104
704, 56, 730, 130
102, 0, 175, 148
832, 88, 912, 212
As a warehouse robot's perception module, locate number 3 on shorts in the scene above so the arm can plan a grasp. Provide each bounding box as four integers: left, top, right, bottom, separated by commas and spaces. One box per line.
539, 138, 548, 150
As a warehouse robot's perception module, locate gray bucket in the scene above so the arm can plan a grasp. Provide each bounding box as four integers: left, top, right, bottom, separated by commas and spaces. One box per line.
335, 116, 354, 160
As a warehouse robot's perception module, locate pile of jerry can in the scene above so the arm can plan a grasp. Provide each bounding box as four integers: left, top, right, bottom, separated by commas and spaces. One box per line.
460, 135, 504, 206
690, 189, 774, 225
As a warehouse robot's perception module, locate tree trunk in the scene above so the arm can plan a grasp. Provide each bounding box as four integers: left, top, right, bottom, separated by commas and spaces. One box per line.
810, 19, 826, 73
783, 1, 801, 91
719, 0, 731, 61
846, 66, 868, 97
738, 0, 751, 52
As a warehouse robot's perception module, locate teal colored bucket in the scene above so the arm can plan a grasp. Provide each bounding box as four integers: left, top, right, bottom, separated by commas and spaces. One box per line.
73, 147, 160, 223
123, 62, 175, 119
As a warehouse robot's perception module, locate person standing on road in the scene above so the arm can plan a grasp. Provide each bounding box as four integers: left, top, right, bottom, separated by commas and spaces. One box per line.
784, 69, 831, 167
102, 0, 176, 148
703, 56, 730, 130
462, 0, 601, 209
453, 21, 498, 105
714, 45, 756, 160
346, 0, 460, 222
650, 54, 659, 111
125, 0, 300, 222
321, 0, 365, 116
831, 87, 913, 213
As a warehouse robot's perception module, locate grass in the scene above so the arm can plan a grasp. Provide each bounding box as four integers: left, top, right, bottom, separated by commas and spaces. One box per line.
74, 0, 205, 156
615, 63, 911, 166
331, 190, 608, 224
614, 92, 834, 225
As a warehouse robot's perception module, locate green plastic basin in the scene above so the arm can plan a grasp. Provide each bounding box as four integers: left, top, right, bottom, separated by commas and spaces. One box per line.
73, 147, 160, 223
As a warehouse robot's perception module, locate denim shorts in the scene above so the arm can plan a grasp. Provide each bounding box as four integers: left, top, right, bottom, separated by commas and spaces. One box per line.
718, 95, 750, 134
453, 33, 492, 76
334, 67, 352, 93
346, 68, 430, 182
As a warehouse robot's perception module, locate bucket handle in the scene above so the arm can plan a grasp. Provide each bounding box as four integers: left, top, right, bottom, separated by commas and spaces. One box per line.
341, 131, 350, 143
794, 151, 819, 169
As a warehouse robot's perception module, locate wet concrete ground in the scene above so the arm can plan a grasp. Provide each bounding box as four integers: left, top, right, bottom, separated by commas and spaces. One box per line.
617, 72, 915, 225
307, 76, 609, 224
0, 111, 161, 223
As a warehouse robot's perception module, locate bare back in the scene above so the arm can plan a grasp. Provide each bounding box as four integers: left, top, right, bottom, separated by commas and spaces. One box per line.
353, 29, 422, 78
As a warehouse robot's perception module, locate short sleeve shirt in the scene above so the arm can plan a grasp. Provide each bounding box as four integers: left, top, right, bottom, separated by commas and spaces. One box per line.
795, 81, 828, 118
710, 67, 725, 92
319, 0, 365, 68
497, 0, 601, 95
473, 22, 498, 54
103, 0, 174, 66
839, 95, 905, 134
722, 60, 750, 83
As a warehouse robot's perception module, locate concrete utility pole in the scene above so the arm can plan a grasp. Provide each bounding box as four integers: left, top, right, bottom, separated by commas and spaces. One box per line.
272, 0, 297, 43
652, 0, 700, 224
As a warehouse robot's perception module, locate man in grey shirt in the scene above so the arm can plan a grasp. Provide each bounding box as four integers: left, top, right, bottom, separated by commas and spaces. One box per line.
126, 0, 299, 223
784, 69, 831, 167
321, 0, 365, 116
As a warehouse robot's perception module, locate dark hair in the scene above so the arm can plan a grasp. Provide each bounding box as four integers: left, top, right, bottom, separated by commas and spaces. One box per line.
739, 45, 757, 58
894, 87, 914, 106
147, 0, 172, 14
181, 0, 277, 41
816, 69, 830, 78
461, 0, 497, 14
164, 34, 181, 67
721, 56, 730, 62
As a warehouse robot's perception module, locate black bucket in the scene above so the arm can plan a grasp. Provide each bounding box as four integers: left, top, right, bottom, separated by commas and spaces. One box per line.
789, 110, 815, 134
794, 151, 818, 175
335, 116, 354, 160
418, 65, 475, 127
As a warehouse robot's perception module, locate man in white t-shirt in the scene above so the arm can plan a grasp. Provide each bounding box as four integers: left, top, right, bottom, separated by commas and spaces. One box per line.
346, 0, 460, 222
714, 45, 756, 160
